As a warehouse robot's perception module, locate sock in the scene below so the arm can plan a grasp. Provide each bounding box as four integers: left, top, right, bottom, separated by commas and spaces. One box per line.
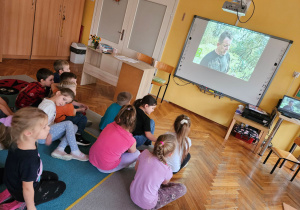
56, 147, 65, 152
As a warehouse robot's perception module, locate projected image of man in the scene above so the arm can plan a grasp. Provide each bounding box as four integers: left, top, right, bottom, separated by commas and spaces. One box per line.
200, 31, 232, 73
283, 100, 294, 112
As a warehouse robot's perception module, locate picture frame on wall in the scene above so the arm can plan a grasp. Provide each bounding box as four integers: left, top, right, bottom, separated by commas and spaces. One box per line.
294, 86, 300, 99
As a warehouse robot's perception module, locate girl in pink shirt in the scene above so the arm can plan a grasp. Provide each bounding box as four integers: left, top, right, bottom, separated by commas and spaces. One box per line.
89, 105, 140, 173
130, 134, 186, 209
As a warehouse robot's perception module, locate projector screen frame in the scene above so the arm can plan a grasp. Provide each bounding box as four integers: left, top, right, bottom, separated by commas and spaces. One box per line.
174, 15, 293, 106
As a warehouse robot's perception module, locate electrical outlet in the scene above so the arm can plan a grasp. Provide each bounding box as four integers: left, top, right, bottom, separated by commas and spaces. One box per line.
222, 1, 247, 16
293, 71, 300, 78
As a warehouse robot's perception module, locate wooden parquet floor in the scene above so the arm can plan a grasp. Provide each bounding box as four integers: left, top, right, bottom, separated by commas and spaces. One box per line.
1, 59, 300, 210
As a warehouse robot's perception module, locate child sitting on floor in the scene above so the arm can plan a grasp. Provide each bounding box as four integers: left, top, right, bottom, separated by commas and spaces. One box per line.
90, 105, 140, 173
1, 107, 66, 209
166, 115, 192, 174
0, 97, 13, 118
53, 60, 70, 83
54, 81, 90, 146
132, 95, 157, 147
130, 134, 187, 209
99, 92, 132, 131
15, 68, 54, 109
50, 72, 77, 95
0, 115, 12, 150
51, 72, 88, 111
38, 88, 88, 161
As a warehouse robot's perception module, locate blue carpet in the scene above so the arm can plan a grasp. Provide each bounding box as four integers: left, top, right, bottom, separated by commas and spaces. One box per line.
0, 132, 108, 210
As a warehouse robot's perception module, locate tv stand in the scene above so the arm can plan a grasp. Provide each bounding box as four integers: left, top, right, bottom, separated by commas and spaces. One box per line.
259, 111, 300, 155
224, 113, 270, 154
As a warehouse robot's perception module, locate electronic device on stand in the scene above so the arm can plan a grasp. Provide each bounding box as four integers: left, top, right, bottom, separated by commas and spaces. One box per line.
277, 95, 300, 120
242, 104, 276, 127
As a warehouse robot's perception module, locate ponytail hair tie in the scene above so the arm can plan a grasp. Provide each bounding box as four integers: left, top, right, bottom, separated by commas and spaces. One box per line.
127, 108, 131, 110
160, 141, 164, 145
0, 115, 12, 127
180, 119, 188, 125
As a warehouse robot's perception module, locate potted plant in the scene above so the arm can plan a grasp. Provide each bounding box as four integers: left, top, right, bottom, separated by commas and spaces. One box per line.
90, 34, 101, 49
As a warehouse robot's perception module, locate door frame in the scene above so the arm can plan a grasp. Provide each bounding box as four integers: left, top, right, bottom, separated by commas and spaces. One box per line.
90, 0, 178, 61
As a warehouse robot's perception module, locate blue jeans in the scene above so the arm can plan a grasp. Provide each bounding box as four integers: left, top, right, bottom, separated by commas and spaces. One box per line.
65, 112, 87, 135
134, 119, 155, 147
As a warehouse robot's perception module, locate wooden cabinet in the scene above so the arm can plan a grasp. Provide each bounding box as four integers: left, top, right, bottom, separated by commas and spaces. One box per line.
2, 0, 35, 59
31, 0, 61, 58
2, 0, 84, 60
57, 0, 85, 57
32, 0, 84, 59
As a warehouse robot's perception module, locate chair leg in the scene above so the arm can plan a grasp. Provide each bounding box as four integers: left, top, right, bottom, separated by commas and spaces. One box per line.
263, 150, 272, 164
288, 143, 297, 153
161, 84, 169, 103
156, 86, 162, 101
290, 165, 300, 182
280, 159, 287, 168
270, 158, 281, 174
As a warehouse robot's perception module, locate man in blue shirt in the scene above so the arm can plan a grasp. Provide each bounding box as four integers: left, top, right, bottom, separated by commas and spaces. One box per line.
200, 31, 233, 73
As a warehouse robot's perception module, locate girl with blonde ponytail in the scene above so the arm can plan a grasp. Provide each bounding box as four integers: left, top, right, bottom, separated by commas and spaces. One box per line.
130, 134, 186, 209
2, 107, 66, 209
166, 114, 192, 173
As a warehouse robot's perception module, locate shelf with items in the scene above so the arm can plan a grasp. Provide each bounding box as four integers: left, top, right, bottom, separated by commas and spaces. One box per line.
81, 47, 156, 101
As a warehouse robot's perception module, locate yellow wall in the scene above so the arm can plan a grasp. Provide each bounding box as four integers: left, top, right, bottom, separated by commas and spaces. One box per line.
158, 0, 300, 156
81, 0, 95, 45
81, 0, 300, 156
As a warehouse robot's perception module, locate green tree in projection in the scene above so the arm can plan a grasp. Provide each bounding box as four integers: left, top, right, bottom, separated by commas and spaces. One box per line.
193, 21, 270, 81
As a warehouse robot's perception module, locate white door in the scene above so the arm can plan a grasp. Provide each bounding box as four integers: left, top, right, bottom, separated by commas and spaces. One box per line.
90, 0, 177, 60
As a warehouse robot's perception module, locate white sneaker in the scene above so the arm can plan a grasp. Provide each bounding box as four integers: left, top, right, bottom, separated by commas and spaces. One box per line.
128, 161, 136, 168
71, 152, 89, 161
51, 149, 72, 161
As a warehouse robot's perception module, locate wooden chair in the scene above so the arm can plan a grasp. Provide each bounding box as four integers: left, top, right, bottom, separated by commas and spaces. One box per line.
151, 61, 174, 103
263, 137, 300, 182
137, 52, 154, 66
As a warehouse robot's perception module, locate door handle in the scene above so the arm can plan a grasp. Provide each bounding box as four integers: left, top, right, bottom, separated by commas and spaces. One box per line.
60, 15, 66, 37
118, 29, 124, 41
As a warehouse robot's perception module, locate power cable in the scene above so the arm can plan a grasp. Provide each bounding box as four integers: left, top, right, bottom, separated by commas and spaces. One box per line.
172, 75, 191, 86
237, 0, 255, 23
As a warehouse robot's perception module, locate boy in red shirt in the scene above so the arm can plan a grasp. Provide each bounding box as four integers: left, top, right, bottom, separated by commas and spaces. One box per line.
15, 68, 54, 109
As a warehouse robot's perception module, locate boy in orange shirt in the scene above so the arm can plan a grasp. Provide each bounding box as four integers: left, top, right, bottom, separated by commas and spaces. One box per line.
54, 80, 90, 146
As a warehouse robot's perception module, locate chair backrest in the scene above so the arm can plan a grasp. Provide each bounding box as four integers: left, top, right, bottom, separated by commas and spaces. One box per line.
154, 61, 174, 74
294, 137, 300, 146
137, 53, 154, 66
